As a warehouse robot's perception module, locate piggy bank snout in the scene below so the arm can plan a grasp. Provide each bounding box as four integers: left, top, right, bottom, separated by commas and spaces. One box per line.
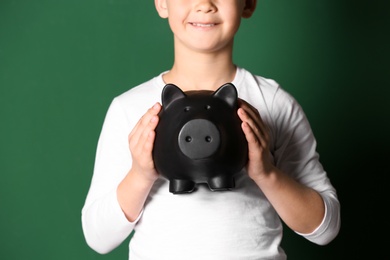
178, 119, 220, 159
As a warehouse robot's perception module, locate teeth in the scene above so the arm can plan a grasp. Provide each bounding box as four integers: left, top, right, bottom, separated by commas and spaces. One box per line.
192, 23, 215, 27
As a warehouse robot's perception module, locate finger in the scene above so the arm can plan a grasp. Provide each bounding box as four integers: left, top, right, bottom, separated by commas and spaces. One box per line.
238, 100, 270, 137
241, 121, 271, 170
238, 99, 260, 120
238, 108, 264, 139
137, 114, 159, 154
238, 99, 267, 133
129, 103, 161, 147
132, 116, 159, 159
143, 128, 156, 154
130, 116, 160, 172
238, 108, 269, 148
241, 121, 259, 145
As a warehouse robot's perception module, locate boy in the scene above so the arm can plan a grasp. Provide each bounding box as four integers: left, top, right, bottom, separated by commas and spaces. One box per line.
82, 0, 340, 259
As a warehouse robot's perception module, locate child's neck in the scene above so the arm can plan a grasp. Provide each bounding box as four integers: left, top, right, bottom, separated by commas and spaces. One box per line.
162, 47, 237, 92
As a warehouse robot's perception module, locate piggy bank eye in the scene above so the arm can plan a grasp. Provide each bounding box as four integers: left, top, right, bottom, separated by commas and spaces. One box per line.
205, 105, 211, 110
184, 106, 190, 112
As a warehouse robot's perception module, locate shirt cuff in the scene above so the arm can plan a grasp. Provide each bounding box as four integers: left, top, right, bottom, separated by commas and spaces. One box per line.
295, 193, 340, 245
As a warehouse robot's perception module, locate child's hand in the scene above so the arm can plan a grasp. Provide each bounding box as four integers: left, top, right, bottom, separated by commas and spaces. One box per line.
237, 99, 275, 181
128, 103, 162, 182
117, 103, 162, 222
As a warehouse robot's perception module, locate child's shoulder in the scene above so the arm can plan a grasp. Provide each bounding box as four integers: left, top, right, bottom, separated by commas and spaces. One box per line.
117, 74, 164, 102
238, 67, 302, 119
237, 67, 293, 102
108, 73, 165, 120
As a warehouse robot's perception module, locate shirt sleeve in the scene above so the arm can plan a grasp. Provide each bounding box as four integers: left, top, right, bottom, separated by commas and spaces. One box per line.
81, 98, 140, 254
297, 191, 341, 245
271, 87, 341, 245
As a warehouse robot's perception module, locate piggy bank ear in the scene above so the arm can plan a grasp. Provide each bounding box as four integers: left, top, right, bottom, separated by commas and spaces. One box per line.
213, 83, 238, 108
162, 84, 186, 107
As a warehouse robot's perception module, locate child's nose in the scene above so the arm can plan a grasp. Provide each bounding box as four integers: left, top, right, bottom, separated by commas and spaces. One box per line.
195, 0, 217, 13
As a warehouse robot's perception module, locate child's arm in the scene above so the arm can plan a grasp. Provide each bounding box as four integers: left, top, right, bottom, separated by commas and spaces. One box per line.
237, 99, 339, 243
81, 100, 161, 254
117, 103, 161, 222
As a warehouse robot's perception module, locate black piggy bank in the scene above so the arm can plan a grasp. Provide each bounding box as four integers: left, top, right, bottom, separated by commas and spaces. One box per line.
153, 83, 248, 194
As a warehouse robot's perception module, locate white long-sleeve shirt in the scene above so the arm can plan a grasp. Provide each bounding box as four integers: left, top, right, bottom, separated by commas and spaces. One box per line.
81, 67, 340, 259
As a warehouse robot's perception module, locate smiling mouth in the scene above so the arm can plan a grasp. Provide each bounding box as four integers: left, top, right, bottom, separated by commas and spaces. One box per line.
190, 23, 216, 28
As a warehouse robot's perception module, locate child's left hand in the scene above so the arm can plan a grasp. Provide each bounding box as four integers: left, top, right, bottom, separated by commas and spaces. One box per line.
237, 99, 276, 181
237, 99, 327, 234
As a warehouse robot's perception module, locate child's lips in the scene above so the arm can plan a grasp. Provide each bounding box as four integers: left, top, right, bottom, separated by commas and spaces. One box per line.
189, 22, 217, 28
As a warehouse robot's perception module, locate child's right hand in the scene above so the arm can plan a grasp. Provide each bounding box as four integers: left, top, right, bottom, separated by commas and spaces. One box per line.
128, 102, 162, 182
117, 103, 162, 222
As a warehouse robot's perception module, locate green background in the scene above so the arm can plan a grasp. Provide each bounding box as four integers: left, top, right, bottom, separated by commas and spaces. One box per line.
1, 0, 389, 259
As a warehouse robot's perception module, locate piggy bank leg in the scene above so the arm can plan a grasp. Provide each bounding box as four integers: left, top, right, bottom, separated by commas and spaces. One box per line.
208, 176, 235, 191
169, 179, 196, 194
